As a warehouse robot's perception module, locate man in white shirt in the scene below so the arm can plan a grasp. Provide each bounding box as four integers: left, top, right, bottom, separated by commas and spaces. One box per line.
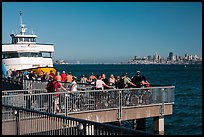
95, 75, 112, 90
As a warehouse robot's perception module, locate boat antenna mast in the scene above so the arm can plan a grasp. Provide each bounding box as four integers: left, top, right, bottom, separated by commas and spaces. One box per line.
19, 11, 27, 35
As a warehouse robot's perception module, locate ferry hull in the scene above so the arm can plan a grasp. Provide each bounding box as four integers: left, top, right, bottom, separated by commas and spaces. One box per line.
19, 67, 56, 75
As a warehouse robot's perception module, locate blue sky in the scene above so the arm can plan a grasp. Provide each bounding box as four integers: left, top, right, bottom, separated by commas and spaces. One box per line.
2, 2, 202, 63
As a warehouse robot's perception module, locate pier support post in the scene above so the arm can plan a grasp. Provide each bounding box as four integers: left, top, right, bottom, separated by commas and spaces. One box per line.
132, 119, 137, 129
153, 116, 164, 135
86, 124, 94, 135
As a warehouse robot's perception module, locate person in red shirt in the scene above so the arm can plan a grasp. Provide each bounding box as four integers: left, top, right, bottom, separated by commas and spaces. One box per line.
61, 71, 66, 82
52, 77, 69, 114
49, 70, 55, 81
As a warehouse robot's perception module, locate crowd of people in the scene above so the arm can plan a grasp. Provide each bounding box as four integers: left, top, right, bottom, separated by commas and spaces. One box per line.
47, 70, 150, 113
3, 68, 150, 90
49, 70, 150, 93
80, 71, 150, 89
3, 68, 150, 114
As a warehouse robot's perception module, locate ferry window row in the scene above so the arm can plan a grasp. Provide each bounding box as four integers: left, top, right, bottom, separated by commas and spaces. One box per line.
12, 37, 36, 44
2, 52, 52, 59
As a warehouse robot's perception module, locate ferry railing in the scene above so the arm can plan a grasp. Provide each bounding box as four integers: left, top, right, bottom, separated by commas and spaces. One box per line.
2, 86, 175, 115
22, 79, 94, 90
2, 77, 23, 85
2, 104, 153, 135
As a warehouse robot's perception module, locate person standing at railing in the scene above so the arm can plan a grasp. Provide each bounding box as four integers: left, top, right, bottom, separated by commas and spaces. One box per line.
28, 70, 35, 80
44, 72, 50, 81
49, 70, 55, 81
38, 70, 44, 81
11, 69, 17, 82
46, 77, 69, 114
131, 71, 147, 88
41, 71, 47, 82
66, 72, 73, 83
70, 76, 78, 92
55, 71, 62, 82
7, 68, 12, 81
2, 63, 7, 79
65, 72, 73, 88
87, 72, 96, 85
18, 71, 24, 84
95, 75, 112, 107
115, 75, 121, 89
80, 74, 88, 83
120, 72, 136, 88
109, 74, 116, 87
61, 71, 66, 82
101, 73, 109, 90
95, 75, 112, 90
80, 74, 88, 90
23, 69, 29, 80
69, 76, 79, 111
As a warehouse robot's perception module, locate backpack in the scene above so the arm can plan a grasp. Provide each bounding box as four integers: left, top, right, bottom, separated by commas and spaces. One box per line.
119, 78, 125, 89
46, 81, 56, 92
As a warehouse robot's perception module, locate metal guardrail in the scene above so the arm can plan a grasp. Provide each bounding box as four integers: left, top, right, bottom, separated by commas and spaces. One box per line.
2, 104, 154, 135
22, 79, 94, 90
2, 78, 94, 90
2, 79, 174, 135
2, 86, 175, 116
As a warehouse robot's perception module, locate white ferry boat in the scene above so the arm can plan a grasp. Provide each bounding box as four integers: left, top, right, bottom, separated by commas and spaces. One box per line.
2, 11, 56, 75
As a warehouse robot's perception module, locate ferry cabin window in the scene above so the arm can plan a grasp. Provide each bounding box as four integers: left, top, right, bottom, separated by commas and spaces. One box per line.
24, 37, 36, 42
32, 38, 36, 42
2, 53, 18, 59
2, 54, 5, 59
24, 38, 29, 42
42, 52, 52, 58
12, 38, 18, 44
12, 37, 36, 43
31, 53, 42, 57
2, 52, 50, 59
19, 53, 42, 57
19, 38, 23, 42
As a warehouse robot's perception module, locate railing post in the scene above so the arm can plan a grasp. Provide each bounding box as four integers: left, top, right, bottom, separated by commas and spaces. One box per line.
117, 90, 122, 127
85, 124, 94, 135
14, 109, 20, 135
82, 123, 86, 135
155, 88, 165, 135
160, 88, 165, 115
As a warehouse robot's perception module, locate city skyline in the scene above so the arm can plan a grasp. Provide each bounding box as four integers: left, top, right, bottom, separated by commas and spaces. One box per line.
2, 2, 202, 63
55, 51, 202, 64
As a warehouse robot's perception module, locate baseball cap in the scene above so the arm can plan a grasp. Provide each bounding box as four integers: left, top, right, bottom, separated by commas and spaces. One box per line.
136, 71, 141, 75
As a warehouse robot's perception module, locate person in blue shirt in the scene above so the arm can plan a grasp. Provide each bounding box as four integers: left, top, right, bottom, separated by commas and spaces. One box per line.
2, 63, 7, 79
23, 70, 28, 79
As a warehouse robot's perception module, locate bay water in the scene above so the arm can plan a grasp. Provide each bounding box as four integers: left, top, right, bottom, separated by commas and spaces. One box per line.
54, 64, 202, 135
